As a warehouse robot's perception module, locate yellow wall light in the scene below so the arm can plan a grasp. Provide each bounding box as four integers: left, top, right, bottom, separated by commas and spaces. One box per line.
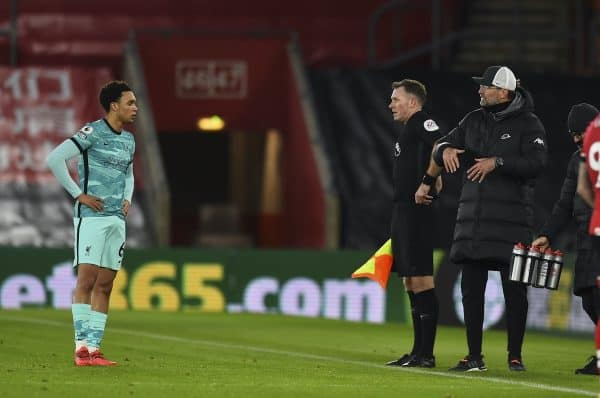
197, 115, 226, 131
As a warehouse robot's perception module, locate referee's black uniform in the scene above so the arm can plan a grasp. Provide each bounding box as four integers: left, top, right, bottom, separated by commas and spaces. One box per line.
388, 109, 442, 366
385, 80, 444, 369
391, 110, 443, 276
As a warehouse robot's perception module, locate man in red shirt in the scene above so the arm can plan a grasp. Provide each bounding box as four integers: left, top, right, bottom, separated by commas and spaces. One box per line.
578, 115, 600, 233
577, 113, 600, 376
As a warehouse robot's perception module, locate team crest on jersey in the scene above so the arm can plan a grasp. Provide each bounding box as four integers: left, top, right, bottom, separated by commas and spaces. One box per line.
394, 142, 401, 157
77, 125, 94, 139
533, 138, 545, 146
423, 119, 439, 132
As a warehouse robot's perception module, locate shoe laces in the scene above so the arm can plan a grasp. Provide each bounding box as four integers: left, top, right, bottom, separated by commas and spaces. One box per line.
90, 350, 105, 359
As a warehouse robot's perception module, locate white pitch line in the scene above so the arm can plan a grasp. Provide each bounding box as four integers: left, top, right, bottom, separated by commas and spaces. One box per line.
2, 315, 598, 397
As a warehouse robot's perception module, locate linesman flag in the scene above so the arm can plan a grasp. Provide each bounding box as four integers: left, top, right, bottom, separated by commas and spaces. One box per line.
351, 239, 393, 289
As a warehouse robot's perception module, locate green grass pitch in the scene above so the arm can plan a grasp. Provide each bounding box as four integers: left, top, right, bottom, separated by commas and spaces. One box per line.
0, 309, 598, 397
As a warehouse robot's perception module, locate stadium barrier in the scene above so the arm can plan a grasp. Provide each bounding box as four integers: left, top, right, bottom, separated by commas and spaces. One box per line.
0, 247, 592, 333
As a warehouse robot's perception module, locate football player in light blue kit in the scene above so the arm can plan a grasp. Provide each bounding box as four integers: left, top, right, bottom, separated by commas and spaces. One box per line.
46, 81, 137, 366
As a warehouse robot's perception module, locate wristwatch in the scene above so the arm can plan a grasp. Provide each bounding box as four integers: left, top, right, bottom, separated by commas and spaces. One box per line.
422, 173, 436, 186
495, 157, 504, 168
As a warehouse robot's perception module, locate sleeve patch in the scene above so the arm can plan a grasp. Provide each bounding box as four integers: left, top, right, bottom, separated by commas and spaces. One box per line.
423, 119, 440, 132
76, 125, 94, 139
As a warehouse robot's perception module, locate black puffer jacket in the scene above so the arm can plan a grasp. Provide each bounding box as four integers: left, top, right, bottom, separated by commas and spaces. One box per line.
539, 150, 595, 295
434, 88, 547, 268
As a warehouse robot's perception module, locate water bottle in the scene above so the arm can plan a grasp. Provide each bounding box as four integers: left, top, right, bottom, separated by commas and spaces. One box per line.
521, 246, 542, 285
533, 249, 553, 288
509, 242, 527, 282
545, 250, 563, 290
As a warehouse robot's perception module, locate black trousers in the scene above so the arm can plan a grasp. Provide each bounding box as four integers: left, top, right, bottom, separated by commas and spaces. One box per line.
461, 263, 528, 358
580, 287, 600, 324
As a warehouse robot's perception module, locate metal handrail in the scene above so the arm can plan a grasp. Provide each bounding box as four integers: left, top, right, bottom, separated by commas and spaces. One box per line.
381, 27, 575, 69
369, 0, 588, 72
380, 29, 471, 69
367, 0, 440, 67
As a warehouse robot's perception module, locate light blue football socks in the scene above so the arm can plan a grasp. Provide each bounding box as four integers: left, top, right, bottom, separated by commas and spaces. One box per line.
87, 310, 108, 351
71, 303, 91, 351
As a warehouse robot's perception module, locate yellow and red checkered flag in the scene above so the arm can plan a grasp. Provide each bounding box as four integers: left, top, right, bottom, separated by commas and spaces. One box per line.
351, 239, 393, 289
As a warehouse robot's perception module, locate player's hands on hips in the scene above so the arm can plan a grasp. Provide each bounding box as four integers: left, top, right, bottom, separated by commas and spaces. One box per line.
443, 147, 465, 173
531, 236, 550, 252
415, 183, 434, 205
77, 194, 104, 212
122, 200, 131, 217
467, 157, 496, 183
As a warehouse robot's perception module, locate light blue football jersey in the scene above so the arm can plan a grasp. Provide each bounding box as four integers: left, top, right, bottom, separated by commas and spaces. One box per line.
69, 119, 135, 219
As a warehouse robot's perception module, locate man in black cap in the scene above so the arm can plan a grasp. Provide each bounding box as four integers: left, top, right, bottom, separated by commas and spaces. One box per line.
415, 65, 547, 372
531, 103, 600, 375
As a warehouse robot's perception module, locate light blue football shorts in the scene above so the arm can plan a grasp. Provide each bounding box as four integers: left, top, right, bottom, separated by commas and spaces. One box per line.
73, 216, 126, 270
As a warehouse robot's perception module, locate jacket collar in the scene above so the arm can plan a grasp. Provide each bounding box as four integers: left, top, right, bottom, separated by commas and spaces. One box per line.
485, 87, 534, 121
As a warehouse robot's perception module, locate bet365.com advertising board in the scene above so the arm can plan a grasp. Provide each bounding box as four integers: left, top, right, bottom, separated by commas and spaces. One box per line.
0, 248, 405, 324
0, 248, 592, 333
